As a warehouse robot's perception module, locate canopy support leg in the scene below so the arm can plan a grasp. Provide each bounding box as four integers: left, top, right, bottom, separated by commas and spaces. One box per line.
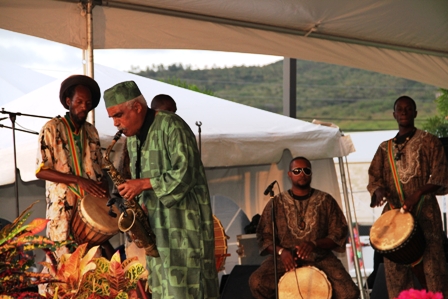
338, 156, 368, 299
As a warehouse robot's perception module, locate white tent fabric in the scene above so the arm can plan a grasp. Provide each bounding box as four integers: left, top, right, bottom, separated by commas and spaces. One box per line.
0, 0, 447, 88
0, 64, 354, 186
0, 61, 54, 105
344, 130, 397, 163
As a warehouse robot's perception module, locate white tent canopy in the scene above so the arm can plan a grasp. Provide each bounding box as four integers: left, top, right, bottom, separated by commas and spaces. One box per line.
0, 64, 353, 186
344, 130, 397, 163
0, 0, 447, 88
0, 61, 55, 105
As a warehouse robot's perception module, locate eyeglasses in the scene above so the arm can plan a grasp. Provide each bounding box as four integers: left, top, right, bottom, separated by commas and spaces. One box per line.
290, 167, 312, 176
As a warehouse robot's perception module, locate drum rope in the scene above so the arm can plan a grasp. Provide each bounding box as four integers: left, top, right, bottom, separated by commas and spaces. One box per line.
293, 268, 305, 299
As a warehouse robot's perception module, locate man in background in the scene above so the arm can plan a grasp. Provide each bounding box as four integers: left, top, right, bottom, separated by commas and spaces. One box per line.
150, 94, 177, 113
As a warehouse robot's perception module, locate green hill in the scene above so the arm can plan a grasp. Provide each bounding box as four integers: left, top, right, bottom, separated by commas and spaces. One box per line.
130, 60, 439, 132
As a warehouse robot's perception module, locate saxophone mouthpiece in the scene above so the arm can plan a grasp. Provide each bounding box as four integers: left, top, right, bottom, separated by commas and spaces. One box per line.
113, 130, 123, 141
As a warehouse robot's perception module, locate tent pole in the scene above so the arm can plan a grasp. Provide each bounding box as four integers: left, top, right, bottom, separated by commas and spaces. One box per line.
338, 156, 367, 299
85, 0, 95, 126
282, 58, 296, 118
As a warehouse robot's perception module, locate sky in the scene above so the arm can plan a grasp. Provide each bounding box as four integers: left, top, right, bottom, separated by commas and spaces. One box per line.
0, 29, 282, 78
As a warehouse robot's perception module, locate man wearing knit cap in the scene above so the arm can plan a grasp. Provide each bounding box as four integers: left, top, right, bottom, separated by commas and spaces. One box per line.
104, 81, 218, 299
36, 75, 114, 290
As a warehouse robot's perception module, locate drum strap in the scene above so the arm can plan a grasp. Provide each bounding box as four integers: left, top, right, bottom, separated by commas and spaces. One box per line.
387, 140, 424, 217
61, 116, 86, 198
388, 140, 425, 267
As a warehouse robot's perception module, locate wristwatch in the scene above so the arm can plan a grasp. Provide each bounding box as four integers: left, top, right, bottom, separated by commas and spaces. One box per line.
277, 247, 284, 256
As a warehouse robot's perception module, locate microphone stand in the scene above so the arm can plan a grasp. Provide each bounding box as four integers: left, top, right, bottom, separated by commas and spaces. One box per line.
270, 188, 279, 299
195, 121, 202, 156
0, 108, 53, 217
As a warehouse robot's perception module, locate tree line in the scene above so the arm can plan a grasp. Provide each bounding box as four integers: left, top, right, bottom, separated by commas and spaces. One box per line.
130, 60, 440, 132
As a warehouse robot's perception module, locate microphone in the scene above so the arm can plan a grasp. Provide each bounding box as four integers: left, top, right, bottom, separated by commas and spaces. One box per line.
263, 180, 277, 195
0, 117, 8, 121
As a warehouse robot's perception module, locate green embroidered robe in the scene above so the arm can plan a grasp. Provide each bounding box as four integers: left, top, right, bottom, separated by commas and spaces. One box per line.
127, 110, 218, 299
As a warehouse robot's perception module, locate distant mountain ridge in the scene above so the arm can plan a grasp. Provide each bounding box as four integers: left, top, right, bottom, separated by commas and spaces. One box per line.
131, 60, 438, 131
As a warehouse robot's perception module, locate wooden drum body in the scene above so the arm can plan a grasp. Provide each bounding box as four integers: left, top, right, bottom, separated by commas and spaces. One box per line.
370, 209, 425, 264
213, 215, 230, 272
278, 266, 332, 299
71, 194, 120, 247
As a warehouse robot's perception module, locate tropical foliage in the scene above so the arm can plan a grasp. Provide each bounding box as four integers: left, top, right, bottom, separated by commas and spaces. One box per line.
423, 89, 448, 137
0, 201, 69, 298
0, 203, 148, 299
43, 244, 147, 299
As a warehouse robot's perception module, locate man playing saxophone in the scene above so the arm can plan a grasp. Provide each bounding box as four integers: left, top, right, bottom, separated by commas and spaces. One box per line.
103, 81, 219, 299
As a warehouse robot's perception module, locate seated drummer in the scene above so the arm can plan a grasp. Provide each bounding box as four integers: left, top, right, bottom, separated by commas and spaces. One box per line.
249, 156, 359, 299
35, 75, 115, 266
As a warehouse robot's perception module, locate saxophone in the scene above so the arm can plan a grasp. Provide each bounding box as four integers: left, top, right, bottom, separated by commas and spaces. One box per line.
104, 130, 159, 257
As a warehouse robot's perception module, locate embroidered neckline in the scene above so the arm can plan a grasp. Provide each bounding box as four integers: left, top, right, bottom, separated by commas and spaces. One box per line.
393, 128, 416, 161
289, 189, 313, 230
288, 189, 313, 201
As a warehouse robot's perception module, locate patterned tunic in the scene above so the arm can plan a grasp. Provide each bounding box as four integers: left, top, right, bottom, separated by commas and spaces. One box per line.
36, 113, 102, 256
126, 110, 218, 299
249, 189, 359, 299
36, 113, 104, 257
367, 129, 448, 298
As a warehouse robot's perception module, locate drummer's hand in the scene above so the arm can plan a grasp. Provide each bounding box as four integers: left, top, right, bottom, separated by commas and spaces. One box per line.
100, 178, 111, 198
295, 242, 315, 261
77, 177, 107, 198
371, 188, 388, 208
279, 249, 296, 272
117, 178, 151, 200
402, 190, 422, 212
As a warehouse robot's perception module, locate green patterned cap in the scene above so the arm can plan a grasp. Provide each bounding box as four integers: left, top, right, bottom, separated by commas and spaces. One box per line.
103, 81, 143, 108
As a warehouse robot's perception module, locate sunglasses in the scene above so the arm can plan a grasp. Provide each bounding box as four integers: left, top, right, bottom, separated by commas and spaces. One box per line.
290, 167, 312, 176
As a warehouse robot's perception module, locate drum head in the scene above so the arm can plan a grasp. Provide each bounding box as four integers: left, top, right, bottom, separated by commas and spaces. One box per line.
79, 194, 119, 233
278, 266, 332, 299
370, 209, 414, 251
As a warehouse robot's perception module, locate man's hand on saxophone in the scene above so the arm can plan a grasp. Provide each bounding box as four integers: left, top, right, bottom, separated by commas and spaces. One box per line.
117, 178, 152, 200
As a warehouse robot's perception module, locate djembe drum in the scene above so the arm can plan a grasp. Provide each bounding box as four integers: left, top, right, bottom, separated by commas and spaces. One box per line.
278, 266, 332, 299
71, 194, 120, 247
370, 209, 425, 264
213, 215, 230, 272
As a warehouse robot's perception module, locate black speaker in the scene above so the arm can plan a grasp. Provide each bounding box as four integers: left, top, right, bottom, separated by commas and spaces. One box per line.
220, 265, 259, 299
370, 263, 424, 299
369, 263, 389, 299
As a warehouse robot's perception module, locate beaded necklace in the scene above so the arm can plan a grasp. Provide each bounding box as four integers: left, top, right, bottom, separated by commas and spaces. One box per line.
393, 128, 416, 161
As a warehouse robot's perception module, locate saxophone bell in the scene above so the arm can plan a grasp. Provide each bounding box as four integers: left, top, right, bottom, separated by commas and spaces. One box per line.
118, 208, 159, 257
